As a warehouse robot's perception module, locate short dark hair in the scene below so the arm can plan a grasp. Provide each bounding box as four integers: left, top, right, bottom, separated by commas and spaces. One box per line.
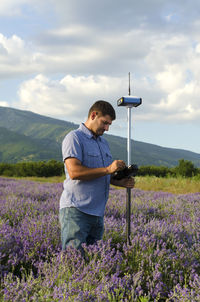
88, 100, 116, 120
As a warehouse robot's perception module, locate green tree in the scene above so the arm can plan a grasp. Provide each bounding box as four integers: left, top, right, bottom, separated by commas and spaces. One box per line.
138, 165, 171, 177
0, 160, 64, 177
175, 159, 197, 177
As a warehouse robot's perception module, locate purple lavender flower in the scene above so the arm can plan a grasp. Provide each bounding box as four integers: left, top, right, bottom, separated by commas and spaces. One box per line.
1, 177, 200, 301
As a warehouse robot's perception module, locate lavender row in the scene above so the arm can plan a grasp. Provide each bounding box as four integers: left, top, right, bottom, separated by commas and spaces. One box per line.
0, 177, 200, 301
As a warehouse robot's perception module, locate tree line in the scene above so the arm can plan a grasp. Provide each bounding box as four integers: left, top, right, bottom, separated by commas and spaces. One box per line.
139, 159, 199, 178
0, 159, 199, 178
0, 160, 64, 177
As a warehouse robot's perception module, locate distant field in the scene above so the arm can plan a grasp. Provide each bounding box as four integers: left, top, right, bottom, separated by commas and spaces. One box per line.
2, 175, 200, 194
135, 176, 200, 194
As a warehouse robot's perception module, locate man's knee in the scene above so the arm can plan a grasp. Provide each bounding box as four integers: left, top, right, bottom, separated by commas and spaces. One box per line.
59, 207, 90, 251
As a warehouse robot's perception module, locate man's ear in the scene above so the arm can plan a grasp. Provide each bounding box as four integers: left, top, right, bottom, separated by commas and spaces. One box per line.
90, 111, 98, 120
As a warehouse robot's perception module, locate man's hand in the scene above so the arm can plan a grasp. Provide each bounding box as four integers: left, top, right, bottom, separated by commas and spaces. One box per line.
111, 176, 135, 188
107, 160, 126, 174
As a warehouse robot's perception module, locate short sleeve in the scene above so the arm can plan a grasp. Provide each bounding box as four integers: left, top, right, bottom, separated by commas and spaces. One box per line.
62, 131, 83, 162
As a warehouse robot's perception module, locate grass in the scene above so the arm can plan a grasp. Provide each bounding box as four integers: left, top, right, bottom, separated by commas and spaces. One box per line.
135, 175, 200, 194
1, 175, 200, 194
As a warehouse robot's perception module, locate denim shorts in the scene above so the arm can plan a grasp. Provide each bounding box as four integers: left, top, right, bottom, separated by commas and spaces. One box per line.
59, 207, 104, 251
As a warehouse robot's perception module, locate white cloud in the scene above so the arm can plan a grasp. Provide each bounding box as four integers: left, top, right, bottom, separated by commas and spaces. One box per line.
17, 74, 76, 118
0, 33, 44, 76
152, 80, 200, 121
156, 64, 185, 92
15, 71, 200, 127
0, 33, 25, 55
16, 74, 129, 123
1, 0, 200, 127
1, 0, 200, 153
0, 101, 9, 107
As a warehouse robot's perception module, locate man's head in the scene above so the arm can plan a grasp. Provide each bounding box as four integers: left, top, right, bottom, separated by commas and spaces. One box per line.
86, 100, 116, 137
88, 100, 116, 120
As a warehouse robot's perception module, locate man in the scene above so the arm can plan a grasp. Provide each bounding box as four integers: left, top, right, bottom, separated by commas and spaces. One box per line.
59, 100, 135, 252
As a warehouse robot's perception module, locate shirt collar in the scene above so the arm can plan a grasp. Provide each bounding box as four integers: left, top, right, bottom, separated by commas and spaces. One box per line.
79, 123, 101, 141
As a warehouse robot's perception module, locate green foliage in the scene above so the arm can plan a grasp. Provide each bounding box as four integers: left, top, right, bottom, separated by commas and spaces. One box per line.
174, 159, 198, 177
1, 160, 200, 178
138, 161, 199, 178
0, 160, 64, 177
138, 165, 171, 177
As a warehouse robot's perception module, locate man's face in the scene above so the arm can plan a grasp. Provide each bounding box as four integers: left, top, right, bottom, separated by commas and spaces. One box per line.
92, 113, 112, 136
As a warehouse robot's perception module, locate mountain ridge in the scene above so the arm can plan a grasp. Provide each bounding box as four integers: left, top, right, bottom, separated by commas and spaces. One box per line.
0, 106, 200, 167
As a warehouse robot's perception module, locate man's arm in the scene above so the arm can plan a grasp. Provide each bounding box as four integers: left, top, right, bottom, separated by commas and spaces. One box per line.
65, 157, 126, 181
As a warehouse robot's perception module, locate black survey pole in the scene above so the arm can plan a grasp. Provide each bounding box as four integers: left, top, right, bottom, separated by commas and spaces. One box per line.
126, 72, 132, 245
117, 73, 142, 245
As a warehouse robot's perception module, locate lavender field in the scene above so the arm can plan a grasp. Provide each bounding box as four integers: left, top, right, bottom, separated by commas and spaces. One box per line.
0, 177, 200, 301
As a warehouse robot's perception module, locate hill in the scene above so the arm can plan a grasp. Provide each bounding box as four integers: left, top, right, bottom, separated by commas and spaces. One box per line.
0, 106, 200, 167
0, 127, 61, 162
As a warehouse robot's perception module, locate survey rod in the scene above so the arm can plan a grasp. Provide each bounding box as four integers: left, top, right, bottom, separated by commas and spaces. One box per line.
117, 72, 142, 244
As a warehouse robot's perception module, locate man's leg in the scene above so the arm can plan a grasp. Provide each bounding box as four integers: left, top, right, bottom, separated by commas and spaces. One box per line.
59, 207, 93, 251
86, 216, 104, 246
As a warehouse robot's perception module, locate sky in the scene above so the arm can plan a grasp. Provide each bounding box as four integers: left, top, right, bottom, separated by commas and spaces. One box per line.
0, 0, 200, 154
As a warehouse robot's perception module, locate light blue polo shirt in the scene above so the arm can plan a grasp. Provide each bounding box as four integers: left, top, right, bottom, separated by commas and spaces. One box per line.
59, 123, 113, 217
